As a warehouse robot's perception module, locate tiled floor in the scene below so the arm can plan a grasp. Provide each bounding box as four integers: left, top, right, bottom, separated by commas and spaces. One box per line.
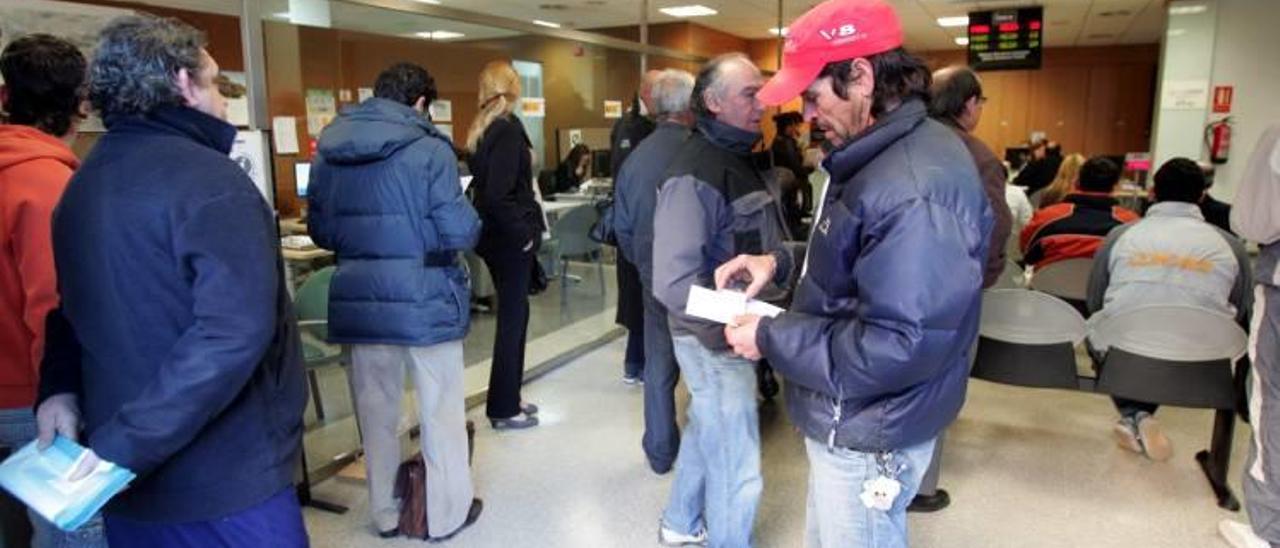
299, 260, 620, 480
302, 337, 1255, 547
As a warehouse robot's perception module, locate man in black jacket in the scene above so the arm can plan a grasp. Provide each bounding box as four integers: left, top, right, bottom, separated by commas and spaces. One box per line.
37, 15, 307, 545
613, 68, 695, 475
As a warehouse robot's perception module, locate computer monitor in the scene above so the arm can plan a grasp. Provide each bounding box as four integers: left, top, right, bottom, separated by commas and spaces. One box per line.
295, 163, 310, 197
591, 149, 612, 178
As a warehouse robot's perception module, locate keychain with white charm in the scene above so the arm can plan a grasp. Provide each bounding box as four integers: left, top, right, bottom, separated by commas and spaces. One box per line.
859, 451, 905, 511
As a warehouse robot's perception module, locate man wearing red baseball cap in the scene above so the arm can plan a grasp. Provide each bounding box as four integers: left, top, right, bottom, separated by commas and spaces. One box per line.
715, 0, 993, 545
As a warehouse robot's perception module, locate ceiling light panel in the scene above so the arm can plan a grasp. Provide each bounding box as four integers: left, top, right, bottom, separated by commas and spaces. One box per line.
660, 5, 718, 18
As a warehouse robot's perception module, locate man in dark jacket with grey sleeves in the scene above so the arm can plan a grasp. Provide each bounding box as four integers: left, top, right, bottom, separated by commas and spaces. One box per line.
651, 53, 798, 548
717, 0, 992, 545
308, 63, 483, 541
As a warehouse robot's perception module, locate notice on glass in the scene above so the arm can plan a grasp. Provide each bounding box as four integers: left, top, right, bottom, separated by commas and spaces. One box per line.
1161, 79, 1209, 110
520, 97, 546, 118
230, 130, 272, 205
436, 123, 453, 142
430, 100, 452, 122
358, 87, 374, 102
604, 100, 623, 119
272, 116, 300, 155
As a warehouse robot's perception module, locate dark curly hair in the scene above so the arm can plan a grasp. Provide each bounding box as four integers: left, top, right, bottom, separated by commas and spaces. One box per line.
0, 34, 87, 136
374, 62, 438, 108
88, 14, 206, 118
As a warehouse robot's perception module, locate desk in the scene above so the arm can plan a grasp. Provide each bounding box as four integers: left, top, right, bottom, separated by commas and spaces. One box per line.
549, 192, 596, 203
542, 200, 585, 215
280, 217, 308, 236
282, 247, 332, 262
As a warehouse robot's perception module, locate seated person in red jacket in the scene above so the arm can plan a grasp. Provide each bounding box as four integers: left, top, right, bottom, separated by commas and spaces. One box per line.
1020, 156, 1140, 270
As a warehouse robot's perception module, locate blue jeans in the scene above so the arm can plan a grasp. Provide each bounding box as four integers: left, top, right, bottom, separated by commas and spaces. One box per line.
641, 291, 680, 471
803, 436, 937, 548
104, 488, 307, 548
0, 408, 106, 548
662, 336, 761, 548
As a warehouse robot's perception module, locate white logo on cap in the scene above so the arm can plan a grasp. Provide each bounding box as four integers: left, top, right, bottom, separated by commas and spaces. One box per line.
819, 24, 858, 41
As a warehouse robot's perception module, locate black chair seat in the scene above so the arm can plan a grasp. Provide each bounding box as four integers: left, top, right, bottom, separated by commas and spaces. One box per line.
971, 336, 1080, 390
1095, 347, 1236, 410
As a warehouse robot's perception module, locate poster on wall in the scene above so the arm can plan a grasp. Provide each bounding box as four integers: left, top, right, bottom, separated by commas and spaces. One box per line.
272, 116, 300, 155
1161, 80, 1209, 110
568, 129, 583, 147
230, 131, 273, 206
338, 89, 353, 102
520, 97, 547, 118
358, 87, 374, 102
429, 100, 452, 122
222, 72, 251, 127
603, 100, 623, 119
305, 89, 337, 137
436, 124, 453, 142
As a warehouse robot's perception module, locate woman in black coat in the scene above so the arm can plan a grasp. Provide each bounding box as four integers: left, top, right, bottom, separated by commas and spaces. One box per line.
466, 60, 543, 430
553, 144, 591, 194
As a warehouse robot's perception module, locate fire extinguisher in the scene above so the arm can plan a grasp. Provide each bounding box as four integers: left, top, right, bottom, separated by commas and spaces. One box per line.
1205, 117, 1232, 165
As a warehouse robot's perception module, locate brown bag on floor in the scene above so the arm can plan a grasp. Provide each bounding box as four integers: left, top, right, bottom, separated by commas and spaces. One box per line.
393, 420, 476, 539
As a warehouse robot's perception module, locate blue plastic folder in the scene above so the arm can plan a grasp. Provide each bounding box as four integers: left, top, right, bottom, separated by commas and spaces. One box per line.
0, 436, 134, 531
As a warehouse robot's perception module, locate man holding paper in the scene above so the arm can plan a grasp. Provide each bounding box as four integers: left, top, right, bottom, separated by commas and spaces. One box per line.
717, 0, 992, 545
35, 15, 308, 546
651, 53, 798, 547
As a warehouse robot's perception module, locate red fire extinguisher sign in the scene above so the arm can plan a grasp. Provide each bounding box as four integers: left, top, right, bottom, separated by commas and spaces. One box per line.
1213, 86, 1234, 114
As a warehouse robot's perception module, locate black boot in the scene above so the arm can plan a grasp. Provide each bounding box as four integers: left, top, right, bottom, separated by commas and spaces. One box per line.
757, 361, 780, 400
907, 489, 950, 513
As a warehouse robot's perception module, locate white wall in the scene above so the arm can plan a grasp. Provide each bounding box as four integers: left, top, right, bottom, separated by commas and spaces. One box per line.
1207, 0, 1280, 202
1151, 0, 1218, 172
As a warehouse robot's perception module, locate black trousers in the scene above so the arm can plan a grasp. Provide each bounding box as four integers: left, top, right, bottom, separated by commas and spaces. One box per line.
481, 243, 533, 419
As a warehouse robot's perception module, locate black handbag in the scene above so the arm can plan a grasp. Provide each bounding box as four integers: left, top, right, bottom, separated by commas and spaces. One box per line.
589, 198, 619, 246
529, 257, 549, 295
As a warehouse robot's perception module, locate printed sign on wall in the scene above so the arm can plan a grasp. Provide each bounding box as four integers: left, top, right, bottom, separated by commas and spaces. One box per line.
604, 100, 623, 119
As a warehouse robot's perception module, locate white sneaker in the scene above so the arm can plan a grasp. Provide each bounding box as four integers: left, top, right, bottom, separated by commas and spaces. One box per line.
658, 523, 707, 546
1220, 520, 1270, 548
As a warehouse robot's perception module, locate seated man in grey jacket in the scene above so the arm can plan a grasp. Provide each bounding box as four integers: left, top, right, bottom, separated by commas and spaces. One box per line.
1087, 157, 1252, 462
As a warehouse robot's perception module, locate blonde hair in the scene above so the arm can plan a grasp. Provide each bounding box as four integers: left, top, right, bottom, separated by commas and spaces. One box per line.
1038, 153, 1086, 208
466, 60, 521, 152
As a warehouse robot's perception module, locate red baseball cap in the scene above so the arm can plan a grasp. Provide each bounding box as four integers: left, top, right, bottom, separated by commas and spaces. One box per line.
757, 0, 904, 106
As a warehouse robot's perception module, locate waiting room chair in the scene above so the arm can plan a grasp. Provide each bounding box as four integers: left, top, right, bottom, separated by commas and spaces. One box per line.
971, 289, 1086, 390
993, 259, 1027, 290
290, 265, 353, 514
548, 203, 606, 305
1088, 305, 1249, 510
293, 266, 347, 423
1028, 257, 1094, 314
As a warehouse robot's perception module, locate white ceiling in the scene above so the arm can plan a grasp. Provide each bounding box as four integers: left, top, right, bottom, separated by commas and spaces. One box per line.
83, 0, 1169, 51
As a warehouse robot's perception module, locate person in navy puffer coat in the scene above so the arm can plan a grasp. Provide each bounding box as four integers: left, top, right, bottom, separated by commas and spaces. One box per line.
308, 63, 484, 541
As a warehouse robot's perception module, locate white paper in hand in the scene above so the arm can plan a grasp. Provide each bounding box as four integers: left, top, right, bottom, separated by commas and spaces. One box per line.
685, 286, 783, 324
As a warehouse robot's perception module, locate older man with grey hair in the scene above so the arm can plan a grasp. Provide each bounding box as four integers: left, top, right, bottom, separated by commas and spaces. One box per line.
37, 14, 307, 546
651, 54, 796, 547
613, 68, 694, 476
